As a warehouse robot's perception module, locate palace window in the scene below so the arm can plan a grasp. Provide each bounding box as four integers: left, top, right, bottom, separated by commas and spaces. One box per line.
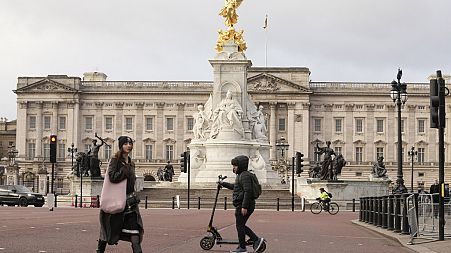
165, 145, 174, 161
278, 118, 286, 131
417, 119, 425, 133
58, 116, 66, 130
334, 147, 342, 155
43, 143, 50, 160
376, 119, 384, 133
166, 117, 174, 131
58, 143, 66, 159
105, 116, 113, 131
29, 116, 36, 129
355, 118, 364, 133
418, 147, 425, 164
355, 147, 363, 164
335, 118, 343, 133
376, 147, 384, 159
125, 117, 133, 131
145, 116, 154, 131
27, 142, 36, 160
187, 117, 194, 131
43, 116, 51, 130
85, 116, 93, 130
145, 145, 153, 160
104, 145, 112, 161
314, 118, 322, 132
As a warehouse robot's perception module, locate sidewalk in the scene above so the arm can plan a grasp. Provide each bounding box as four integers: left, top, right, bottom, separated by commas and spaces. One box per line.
353, 220, 450, 253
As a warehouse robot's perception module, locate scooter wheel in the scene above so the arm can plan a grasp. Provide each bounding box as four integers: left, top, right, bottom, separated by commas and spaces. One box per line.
200, 236, 215, 250
256, 240, 267, 253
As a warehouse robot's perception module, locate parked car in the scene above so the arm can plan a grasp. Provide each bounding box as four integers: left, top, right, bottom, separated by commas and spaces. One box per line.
0, 185, 45, 207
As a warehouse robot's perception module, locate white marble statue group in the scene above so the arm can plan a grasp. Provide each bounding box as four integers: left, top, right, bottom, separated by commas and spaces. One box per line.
193, 90, 267, 141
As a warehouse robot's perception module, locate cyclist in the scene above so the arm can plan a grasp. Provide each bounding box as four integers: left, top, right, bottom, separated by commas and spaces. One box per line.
316, 188, 331, 211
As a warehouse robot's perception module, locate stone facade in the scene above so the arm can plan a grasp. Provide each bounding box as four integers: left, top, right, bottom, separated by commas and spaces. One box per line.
12, 69, 451, 193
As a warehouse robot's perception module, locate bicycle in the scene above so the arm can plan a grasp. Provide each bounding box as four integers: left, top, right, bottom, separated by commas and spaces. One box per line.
310, 200, 339, 215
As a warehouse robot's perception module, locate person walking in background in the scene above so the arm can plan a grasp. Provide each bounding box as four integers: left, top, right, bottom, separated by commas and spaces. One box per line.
430, 179, 440, 218
219, 155, 265, 253
97, 136, 144, 253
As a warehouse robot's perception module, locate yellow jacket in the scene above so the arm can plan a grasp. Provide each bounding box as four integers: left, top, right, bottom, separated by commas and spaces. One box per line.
320, 191, 330, 200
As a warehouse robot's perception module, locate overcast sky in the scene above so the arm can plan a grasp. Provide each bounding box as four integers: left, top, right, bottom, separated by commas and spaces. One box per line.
1, 0, 450, 120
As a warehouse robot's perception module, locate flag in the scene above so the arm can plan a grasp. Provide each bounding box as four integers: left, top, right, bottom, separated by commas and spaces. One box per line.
263, 15, 268, 29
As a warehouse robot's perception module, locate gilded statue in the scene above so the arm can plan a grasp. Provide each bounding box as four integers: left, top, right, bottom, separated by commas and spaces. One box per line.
219, 0, 243, 28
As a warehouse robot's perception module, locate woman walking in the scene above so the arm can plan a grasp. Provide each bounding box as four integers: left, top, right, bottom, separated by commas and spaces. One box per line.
97, 136, 144, 253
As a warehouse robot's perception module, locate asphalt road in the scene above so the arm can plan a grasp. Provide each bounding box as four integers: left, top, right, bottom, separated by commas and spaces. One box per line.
0, 207, 416, 253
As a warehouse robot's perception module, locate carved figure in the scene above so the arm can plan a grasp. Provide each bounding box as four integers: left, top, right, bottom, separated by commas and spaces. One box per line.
157, 167, 165, 181
251, 105, 267, 140
332, 153, 346, 181
210, 90, 244, 139
219, 0, 244, 28
164, 161, 175, 182
372, 156, 387, 178
193, 105, 209, 139
315, 141, 336, 180
309, 162, 321, 178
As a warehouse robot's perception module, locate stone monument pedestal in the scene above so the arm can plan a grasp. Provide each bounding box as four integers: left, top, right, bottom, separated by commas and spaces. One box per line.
295, 177, 391, 206
70, 176, 104, 197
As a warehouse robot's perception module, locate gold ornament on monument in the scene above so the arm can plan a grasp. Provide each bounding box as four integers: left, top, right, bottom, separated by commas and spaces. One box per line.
216, 0, 247, 53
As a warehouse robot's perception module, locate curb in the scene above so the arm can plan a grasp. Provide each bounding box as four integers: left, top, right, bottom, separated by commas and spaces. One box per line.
351, 220, 438, 253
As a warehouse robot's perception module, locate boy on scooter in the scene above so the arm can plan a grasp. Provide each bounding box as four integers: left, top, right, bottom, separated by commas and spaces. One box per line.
219, 155, 265, 253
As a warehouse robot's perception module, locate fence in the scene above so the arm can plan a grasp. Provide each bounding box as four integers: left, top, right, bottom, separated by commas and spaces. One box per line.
360, 193, 451, 242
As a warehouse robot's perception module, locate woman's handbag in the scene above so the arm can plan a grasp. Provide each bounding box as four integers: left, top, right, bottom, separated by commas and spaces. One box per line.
100, 173, 127, 214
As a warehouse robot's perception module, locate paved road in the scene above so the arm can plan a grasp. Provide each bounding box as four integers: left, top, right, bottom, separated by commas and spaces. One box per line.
0, 207, 415, 253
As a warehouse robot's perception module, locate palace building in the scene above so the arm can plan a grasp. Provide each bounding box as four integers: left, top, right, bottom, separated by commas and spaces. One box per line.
12, 68, 451, 193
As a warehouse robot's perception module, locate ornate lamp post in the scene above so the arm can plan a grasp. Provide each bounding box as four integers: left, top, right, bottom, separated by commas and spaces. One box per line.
390, 68, 408, 194
67, 143, 77, 168
7, 145, 18, 167
275, 136, 290, 182
408, 146, 418, 193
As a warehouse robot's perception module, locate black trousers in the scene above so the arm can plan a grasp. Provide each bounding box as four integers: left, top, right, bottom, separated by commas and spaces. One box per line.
235, 205, 258, 248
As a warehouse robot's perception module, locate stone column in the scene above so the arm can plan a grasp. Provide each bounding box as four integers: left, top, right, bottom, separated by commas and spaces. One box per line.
16, 102, 28, 159
386, 104, 396, 162
269, 102, 277, 160
95, 102, 104, 136
35, 102, 43, 160
287, 102, 296, 157
51, 102, 59, 134
135, 102, 145, 159
176, 103, 186, 154
115, 102, 124, 146
366, 104, 375, 161
301, 103, 310, 160
72, 102, 80, 151
344, 104, 354, 162
156, 102, 165, 160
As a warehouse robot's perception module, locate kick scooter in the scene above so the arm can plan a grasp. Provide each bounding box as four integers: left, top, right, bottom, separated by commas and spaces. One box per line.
199, 175, 267, 252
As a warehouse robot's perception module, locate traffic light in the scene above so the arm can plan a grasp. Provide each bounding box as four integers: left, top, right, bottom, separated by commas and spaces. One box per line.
50, 135, 57, 163
180, 151, 189, 173
430, 78, 439, 128
296, 152, 304, 175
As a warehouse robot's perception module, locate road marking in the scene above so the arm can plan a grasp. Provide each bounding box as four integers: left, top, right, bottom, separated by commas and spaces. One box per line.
81, 230, 87, 232
0, 248, 5, 250
358, 243, 363, 246
302, 241, 307, 243
38, 251, 47, 253
56, 228, 60, 230
30, 227, 35, 229
329, 242, 334, 244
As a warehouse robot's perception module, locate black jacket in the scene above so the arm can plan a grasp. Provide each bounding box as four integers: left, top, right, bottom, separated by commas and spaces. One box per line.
99, 157, 144, 244
221, 155, 255, 209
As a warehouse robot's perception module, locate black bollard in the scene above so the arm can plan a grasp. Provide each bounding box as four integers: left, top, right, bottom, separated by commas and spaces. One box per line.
172, 197, 175, 209
224, 197, 227, 210
145, 196, 148, 209
75, 195, 78, 208
198, 197, 201, 210
277, 198, 280, 211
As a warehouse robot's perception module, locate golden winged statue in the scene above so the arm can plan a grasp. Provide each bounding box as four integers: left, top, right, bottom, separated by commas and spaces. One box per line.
219, 0, 243, 28
216, 0, 247, 53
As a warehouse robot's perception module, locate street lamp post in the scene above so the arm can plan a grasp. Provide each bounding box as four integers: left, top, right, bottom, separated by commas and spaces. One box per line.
390, 68, 408, 194
67, 143, 77, 169
275, 136, 290, 183
408, 146, 418, 193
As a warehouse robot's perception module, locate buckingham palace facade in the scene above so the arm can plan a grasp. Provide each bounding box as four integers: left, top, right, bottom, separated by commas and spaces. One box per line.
13, 68, 451, 193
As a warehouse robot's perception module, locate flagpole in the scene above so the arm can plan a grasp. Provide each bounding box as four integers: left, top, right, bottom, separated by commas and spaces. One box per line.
264, 14, 268, 67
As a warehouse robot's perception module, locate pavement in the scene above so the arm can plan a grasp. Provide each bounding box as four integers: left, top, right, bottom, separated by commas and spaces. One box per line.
0, 206, 449, 253
353, 220, 451, 253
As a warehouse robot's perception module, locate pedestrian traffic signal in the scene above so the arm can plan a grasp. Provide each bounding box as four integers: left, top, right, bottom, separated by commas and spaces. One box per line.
296, 152, 304, 175
50, 135, 57, 163
430, 78, 439, 128
180, 151, 189, 173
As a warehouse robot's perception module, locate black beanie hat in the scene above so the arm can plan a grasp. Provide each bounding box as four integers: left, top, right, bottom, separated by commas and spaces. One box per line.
118, 136, 133, 149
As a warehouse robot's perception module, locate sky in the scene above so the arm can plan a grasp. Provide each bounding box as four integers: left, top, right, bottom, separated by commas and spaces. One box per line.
1, 0, 450, 120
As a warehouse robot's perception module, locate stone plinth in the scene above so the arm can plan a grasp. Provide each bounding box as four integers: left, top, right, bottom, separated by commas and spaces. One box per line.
69, 177, 104, 197
295, 178, 391, 204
